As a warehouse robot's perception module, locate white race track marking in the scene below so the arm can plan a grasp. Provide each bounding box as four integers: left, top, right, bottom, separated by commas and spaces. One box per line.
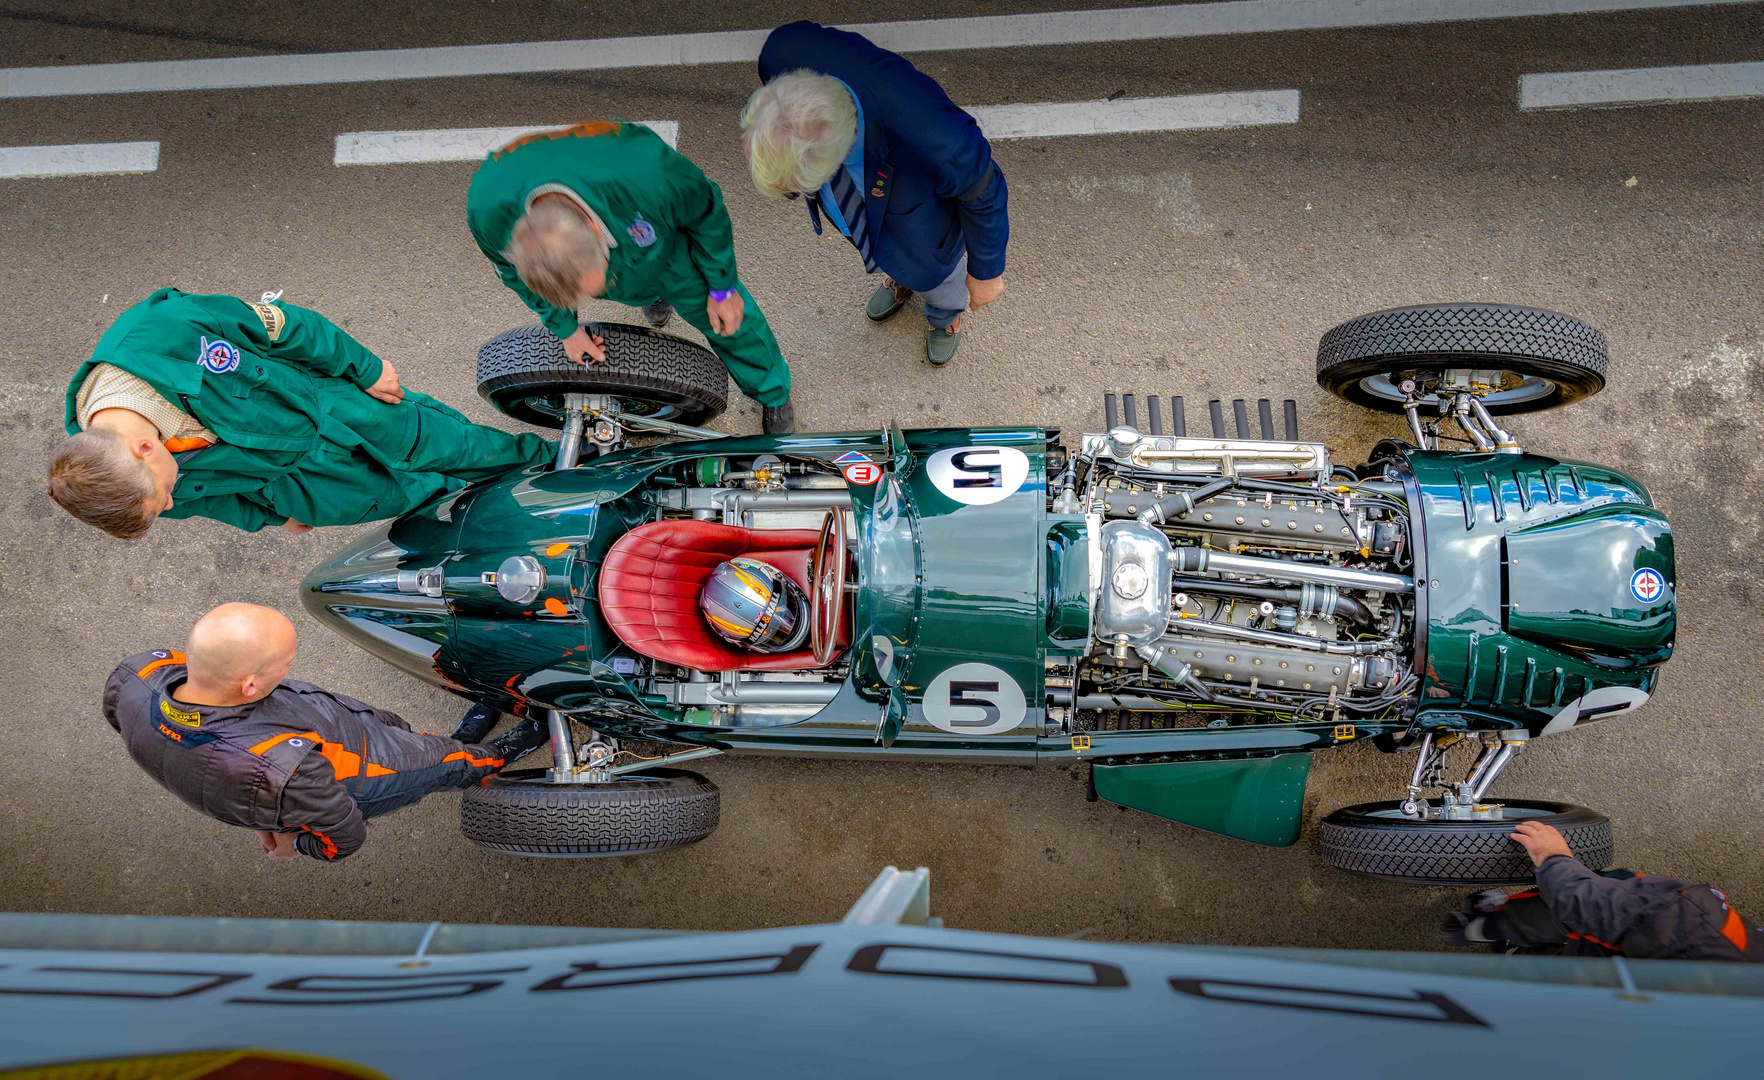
335, 121, 678, 165
971, 90, 1298, 139
1520, 60, 1764, 109
0, 141, 158, 178
334, 95, 1288, 168
0, 0, 1751, 98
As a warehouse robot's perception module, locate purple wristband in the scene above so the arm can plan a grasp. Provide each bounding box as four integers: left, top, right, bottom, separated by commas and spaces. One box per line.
709, 289, 734, 302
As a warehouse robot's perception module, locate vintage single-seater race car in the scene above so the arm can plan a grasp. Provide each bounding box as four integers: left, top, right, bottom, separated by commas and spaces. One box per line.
302, 303, 1676, 885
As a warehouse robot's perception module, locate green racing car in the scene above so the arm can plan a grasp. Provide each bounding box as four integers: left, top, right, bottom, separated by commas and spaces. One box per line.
302, 302, 1676, 885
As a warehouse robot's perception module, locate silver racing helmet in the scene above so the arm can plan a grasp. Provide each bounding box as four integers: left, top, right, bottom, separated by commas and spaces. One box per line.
699, 557, 810, 653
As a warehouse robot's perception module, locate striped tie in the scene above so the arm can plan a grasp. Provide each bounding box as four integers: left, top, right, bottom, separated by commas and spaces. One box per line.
826, 168, 878, 273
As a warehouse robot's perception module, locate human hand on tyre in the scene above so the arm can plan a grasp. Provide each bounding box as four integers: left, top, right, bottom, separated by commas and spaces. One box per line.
1511, 821, 1575, 867
562, 326, 607, 365
257, 830, 297, 859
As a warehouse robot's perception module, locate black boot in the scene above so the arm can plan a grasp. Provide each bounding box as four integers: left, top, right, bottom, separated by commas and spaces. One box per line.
486, 714, 551, 765
450, 703, 499, 745
641, 299, 673, 328
762, 398, 796, 435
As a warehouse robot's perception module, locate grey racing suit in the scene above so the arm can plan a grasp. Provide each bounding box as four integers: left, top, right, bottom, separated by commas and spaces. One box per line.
104, 650, 507, 861
1489, 855, 1763, 961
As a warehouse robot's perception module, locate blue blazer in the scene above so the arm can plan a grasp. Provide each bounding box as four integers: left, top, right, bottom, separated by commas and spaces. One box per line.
758, 21, 1009, 292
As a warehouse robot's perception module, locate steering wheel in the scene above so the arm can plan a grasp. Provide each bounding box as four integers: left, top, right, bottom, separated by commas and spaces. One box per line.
809, 507, 848, 666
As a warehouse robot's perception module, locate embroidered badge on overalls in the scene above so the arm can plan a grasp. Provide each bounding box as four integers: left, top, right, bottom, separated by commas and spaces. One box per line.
627, 216, 658, 247
197, 336, 240, 374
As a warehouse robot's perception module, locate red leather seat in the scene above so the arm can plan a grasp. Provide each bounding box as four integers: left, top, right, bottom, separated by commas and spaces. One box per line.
598, 519, 847, 672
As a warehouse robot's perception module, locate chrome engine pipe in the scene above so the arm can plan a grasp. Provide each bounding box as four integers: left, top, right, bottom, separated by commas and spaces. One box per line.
1454, 395, 1497, 452
1161, 619, 1392, 656
1467, 395, 1522, 454
554, 394, 587, 471
1170, 547, 1414, 594
546, 709, 576, 781
707, 681, 843, 705
717, 491, 853, 511
1466, 745, 1516, 801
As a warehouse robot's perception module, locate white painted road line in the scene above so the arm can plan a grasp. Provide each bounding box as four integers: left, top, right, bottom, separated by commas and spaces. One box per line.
0, 0, 1753, 99
1520, 59, 1764, 109
0, 141, 159, 178
335, 121, 678, 165
971, 90, 1298, 139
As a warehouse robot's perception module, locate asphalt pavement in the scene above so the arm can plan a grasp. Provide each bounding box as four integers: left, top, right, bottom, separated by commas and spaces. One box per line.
1, 1, 1760, 949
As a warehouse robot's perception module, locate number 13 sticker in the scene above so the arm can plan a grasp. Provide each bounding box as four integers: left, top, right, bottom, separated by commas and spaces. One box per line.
921, 663, 1027, 735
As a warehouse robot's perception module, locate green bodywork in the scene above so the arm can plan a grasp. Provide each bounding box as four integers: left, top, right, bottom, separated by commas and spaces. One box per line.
1091, 753, 1314, 848
302, 433, 1675, 849
1403, 450, 1675, 734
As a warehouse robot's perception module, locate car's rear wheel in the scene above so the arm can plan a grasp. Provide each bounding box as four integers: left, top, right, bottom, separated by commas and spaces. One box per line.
477, 322, 728, 429
1317, 799, 1613, 885
1316, 303, 1608, 415
460, 767, 720, 858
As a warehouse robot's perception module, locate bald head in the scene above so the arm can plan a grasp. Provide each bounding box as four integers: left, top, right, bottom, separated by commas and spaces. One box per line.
183, 603, 297, 705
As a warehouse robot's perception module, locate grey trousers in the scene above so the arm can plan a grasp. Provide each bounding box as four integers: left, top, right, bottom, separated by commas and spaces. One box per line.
889, 254, 967, 330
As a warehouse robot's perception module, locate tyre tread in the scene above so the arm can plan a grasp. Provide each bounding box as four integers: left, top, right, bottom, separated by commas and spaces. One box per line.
1317, 800, 1613, 886
461, 768, 720, 857
476, 323, 727, 427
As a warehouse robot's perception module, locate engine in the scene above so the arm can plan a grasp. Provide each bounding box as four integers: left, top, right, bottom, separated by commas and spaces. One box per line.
1049, 427, 1419, 728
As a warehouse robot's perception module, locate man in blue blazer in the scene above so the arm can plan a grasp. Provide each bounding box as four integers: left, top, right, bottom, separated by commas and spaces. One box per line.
743, 20, 1009, 366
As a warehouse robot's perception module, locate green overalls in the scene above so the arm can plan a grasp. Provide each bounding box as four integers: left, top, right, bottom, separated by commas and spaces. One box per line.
465, 121, 791, 408
64, 288, 554, 532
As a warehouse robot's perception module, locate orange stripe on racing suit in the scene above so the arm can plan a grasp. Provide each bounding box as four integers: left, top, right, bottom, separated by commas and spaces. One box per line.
493, 120, 622, 160
1721, 906, 1750, 953
135, 650, 187, 678
248, 730, 397, 780
299, 824, 340, 860
443, 749, 505, 768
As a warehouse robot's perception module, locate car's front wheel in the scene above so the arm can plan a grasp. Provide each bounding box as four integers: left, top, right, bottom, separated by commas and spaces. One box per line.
460, 767, 720, 858
476, 322, 729, 429
1316, 302, 1608, 415
1317, 799, 1613, 885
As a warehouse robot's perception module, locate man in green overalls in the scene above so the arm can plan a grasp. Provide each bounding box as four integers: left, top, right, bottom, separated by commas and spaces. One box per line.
466, 121, 797, 433
52, 288, 554, 539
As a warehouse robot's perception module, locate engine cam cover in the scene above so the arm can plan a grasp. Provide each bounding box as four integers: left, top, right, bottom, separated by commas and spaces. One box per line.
1094, 520, 1173, 648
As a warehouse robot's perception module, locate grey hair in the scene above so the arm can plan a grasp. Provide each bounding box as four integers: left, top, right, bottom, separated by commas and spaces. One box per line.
505, 196, 610, 310
740, 70, 859, 198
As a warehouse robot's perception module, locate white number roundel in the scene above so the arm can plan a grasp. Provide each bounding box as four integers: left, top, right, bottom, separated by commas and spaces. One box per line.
920, 663, 1027, 735
925, 446, 1030, 506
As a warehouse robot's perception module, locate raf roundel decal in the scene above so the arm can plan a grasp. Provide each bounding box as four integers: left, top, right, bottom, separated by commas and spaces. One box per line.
924, 446, 1030, 507
1630, 567, 1665, 605
197, 336, 240, 374
843, 461, 882, 486
921, 662, 1027, 736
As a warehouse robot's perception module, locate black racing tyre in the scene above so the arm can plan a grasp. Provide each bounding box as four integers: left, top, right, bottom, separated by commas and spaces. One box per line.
460, 767, 720, 858
477, 322, 728, 429
1317, 799, 1613, 886
1316, 303, 1608, 415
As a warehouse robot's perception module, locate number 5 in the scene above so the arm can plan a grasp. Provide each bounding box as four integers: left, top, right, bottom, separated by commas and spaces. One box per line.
947, 681, 1001, 727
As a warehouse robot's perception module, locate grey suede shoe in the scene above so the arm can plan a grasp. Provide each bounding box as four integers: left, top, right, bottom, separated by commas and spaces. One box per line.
926, 323, 962, 366
867, 280, 912, 322
641, 299, 674, 328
